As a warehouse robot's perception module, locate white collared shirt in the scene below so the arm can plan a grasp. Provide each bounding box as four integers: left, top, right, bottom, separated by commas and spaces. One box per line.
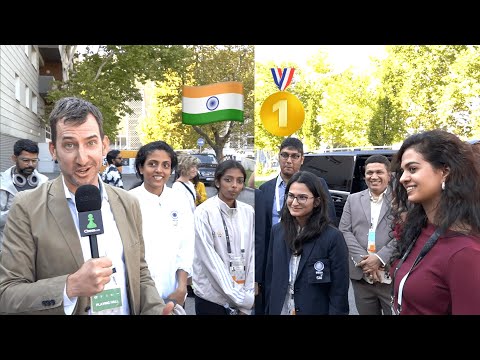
62, 175, 130, 315
272, 174, 286, 225
369, 188, 386, 230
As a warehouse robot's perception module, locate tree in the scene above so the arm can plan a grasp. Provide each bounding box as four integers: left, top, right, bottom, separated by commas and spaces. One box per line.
138, 45, 254, 162
368, 95, 406, 146
318, 69, 376, 148
47, 45, 191, 142
376, 45, 480, 137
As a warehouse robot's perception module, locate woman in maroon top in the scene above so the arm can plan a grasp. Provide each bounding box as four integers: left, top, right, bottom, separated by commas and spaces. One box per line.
389, 130, 480, 315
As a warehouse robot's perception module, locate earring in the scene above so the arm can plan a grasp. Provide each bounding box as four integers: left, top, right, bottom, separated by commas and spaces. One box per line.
441, 181, 445, 191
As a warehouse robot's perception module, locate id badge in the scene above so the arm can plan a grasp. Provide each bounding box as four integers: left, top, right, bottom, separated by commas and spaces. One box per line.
91, 287, 122, 314
367, 229, 376, 254
229, 256, 246, 284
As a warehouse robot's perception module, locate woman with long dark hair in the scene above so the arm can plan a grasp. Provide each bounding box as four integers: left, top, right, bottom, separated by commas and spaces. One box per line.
264, 171, 349, 315
390, 129, 480, 315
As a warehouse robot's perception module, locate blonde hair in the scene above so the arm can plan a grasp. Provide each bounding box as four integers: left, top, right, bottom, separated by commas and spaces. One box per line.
177, 154, 200, 176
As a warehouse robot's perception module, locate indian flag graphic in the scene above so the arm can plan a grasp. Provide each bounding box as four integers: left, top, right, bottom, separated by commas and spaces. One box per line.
182, 81, 244, 125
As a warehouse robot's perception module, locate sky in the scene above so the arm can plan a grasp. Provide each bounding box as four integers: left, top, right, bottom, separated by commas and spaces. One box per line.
255, 45, 387, 73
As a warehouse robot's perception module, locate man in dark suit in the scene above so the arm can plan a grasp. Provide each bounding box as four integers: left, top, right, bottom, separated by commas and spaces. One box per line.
339, 154, 397, 315
254, 188, 267, 314
256, 137, 336, 314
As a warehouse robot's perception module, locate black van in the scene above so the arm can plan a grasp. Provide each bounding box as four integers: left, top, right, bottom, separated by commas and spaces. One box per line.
300, 149, 397, 225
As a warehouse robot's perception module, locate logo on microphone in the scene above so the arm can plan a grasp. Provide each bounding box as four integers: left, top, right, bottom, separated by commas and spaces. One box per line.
87, 213, 97, 229
79, 210, 104, 236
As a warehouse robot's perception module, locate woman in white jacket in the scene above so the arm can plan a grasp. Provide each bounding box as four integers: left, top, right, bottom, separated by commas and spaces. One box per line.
193, 160, 255, 315
129, 141, 194, 308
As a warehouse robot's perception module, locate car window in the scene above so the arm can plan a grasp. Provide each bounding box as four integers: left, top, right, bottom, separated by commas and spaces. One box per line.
302, 154, 355, 192
193, 154, 217, 164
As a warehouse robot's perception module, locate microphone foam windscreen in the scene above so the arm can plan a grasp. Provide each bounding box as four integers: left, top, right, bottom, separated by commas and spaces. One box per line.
75, 184, 102, 212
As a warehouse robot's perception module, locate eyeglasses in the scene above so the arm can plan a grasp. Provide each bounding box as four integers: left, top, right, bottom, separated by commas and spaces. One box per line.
19, 158, 39, 165
286, 193, 315, 204
279, 152, 302, 161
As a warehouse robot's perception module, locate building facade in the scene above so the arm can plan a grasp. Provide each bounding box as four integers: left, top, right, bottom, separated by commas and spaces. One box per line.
0, 45, 75, 172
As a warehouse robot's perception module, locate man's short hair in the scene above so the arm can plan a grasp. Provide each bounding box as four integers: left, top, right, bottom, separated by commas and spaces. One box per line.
13, 139, 39, 156
106, 149, 121, 165
365, 154, 390, 170
279, 137, 303, 154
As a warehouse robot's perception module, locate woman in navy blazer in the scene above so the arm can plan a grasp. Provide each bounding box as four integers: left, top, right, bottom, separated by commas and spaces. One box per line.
264, 171, 349, 315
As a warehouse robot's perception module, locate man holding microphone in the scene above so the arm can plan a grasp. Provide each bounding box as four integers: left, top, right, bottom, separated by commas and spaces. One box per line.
0, 97, 175, 315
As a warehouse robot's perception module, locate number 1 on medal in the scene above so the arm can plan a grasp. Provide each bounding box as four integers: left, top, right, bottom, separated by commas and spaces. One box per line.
260, 92, 305, 136
272, 99, 287, 128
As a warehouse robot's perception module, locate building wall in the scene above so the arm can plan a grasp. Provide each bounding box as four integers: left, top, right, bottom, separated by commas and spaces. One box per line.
0, 45, 46, 171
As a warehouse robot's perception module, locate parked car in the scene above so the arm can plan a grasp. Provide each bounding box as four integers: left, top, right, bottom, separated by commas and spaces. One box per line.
191, 153, 218, 186
300, 149, 397, 225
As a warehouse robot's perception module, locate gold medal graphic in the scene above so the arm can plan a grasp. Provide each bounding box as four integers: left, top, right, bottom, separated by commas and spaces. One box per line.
260, 91, 305, 137
260, 67, 305, 136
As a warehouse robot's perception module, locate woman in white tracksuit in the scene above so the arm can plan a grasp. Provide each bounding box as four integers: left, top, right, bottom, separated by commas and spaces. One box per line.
129, 141, 194, 309
192, 160, 255, 315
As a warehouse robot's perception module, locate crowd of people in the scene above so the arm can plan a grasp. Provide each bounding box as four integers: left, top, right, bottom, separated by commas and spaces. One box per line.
1, 95, 480, 315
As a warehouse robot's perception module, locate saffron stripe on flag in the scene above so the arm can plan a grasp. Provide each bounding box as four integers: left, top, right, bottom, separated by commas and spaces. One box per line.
182, 109, 243, 125
183, 81, 243, 98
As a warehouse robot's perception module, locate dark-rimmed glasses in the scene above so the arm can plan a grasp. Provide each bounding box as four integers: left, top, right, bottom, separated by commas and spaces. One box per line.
286, 193, 314, 204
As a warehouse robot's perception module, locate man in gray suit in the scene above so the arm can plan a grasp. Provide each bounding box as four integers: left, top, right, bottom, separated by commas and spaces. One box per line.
0, 97, 175, 315
339, 154, 397, 315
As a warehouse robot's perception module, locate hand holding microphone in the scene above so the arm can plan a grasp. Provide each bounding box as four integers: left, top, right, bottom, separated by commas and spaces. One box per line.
66, 257, 115, 298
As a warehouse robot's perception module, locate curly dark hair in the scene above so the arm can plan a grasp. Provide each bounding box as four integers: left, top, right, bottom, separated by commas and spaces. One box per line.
390, 129, 480, 261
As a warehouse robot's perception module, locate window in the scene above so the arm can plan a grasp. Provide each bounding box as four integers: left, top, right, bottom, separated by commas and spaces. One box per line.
25, 85, 30, 109
15, 74, 21, 102
32, 93, 38, 114
31, 47, 38, 70
115, 136, 127, 149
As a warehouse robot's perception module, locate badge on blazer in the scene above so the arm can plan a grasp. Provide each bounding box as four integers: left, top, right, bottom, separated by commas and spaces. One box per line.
314, 261, 324, 280
314, 261, 324, 272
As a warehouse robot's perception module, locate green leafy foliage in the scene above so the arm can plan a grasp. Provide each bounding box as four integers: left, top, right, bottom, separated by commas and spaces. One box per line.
138, 45, 254, 161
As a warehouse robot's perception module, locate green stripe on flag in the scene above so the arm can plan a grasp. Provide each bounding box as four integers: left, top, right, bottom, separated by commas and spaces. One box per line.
182, 109, 244, 125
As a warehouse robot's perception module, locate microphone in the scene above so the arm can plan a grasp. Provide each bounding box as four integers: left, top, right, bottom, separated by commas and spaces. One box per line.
75, 184, 104, 258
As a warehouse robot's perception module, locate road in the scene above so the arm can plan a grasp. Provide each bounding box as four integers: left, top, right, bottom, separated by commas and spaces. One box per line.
44, 172, 357, 315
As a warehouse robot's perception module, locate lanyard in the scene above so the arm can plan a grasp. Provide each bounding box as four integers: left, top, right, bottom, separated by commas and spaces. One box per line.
391, 228, 443, 314
219, 208, 245, 258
